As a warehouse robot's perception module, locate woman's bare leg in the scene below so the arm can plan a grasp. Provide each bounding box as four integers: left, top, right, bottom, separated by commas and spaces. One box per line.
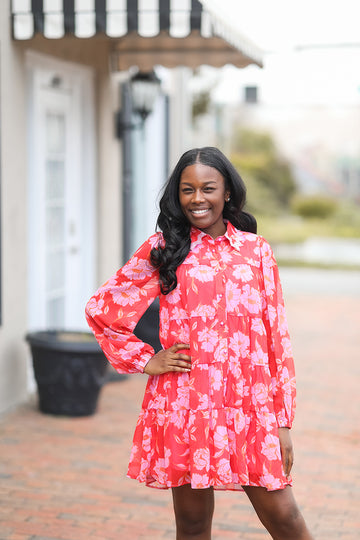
172, 484, 214, 540
243, 485, 314, 540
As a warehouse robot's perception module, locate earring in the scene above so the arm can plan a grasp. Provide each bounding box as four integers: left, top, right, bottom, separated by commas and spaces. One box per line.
225, 197, 230, 202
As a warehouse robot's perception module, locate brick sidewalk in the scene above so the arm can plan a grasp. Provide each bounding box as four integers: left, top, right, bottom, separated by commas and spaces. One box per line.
1, 272, 359, 539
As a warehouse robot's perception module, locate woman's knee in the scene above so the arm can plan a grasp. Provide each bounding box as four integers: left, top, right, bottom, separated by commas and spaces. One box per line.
268, 501, 305, 536
172, 484, 214, 537
175, 514, 211, 536
244, 486, 309, 539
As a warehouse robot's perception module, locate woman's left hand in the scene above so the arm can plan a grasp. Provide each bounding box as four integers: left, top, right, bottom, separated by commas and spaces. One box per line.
278, 427, 294, 477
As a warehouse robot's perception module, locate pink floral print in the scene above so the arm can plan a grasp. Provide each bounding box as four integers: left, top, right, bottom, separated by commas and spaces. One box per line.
85, 222, 296, 491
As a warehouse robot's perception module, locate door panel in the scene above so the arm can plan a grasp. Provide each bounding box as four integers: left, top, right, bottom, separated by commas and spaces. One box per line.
44, 108, 67, 327
28, 61, 95, 330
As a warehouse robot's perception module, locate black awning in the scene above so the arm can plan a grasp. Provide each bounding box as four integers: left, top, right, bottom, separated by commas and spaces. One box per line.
11, 0, 263, 69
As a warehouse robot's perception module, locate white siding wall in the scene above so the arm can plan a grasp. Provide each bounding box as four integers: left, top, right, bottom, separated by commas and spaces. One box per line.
0, 2, 29, 411
168, 67, 193, 168
97, 75, 122, 284
0, 4, 121, 413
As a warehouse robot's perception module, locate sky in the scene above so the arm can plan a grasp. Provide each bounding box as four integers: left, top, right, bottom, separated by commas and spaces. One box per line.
200, 0, 360, 106
213, 0, 360, 52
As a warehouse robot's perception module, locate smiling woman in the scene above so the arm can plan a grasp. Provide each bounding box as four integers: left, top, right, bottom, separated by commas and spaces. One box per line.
85, 147, 314, 540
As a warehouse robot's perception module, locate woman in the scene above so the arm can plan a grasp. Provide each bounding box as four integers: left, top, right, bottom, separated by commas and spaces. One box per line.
86, 147, 314, 539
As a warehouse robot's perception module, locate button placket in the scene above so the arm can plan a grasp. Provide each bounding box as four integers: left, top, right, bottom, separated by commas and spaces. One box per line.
215, 268, 228, 348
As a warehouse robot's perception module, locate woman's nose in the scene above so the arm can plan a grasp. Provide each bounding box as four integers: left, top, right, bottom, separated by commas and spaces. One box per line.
193, 190, 204, 203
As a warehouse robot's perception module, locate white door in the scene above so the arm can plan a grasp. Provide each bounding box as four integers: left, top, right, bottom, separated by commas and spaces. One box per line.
27, 55, 96, 330
131, 94, 168, 254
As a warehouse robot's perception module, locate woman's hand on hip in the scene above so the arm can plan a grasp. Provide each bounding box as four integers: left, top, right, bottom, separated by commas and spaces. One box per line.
278, 427, 294, 477
143, 343, 191, 375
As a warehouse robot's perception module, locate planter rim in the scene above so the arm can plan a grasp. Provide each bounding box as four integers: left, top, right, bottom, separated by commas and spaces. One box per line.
25, 330, 102, 353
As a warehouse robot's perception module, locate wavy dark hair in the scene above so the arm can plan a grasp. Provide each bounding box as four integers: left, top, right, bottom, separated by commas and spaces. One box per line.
150, 147, 257, 294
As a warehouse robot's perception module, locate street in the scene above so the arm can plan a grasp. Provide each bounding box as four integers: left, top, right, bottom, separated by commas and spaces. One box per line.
1, 268, 359, 539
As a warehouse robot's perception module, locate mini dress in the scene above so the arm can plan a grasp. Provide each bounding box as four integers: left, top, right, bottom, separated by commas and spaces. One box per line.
85, 221, 296, 491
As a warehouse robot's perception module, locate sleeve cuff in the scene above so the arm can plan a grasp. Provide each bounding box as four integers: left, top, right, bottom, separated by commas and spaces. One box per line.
276, 412, 293, 429
135, 351, 154, 373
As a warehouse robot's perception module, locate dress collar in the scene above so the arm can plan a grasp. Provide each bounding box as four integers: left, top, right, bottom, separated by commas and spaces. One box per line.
190, 221, 245, 253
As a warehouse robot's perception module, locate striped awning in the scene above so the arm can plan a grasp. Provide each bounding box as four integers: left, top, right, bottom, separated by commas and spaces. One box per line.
11, 0, 263, 70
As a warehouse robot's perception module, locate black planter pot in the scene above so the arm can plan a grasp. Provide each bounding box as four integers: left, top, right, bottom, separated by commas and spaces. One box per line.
26, 330, 108, 417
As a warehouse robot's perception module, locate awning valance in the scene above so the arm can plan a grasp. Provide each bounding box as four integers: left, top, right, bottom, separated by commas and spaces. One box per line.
11, 0, 263, 70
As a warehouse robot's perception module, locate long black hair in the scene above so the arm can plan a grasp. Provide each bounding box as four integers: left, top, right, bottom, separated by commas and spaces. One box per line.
150, 147, 257, 294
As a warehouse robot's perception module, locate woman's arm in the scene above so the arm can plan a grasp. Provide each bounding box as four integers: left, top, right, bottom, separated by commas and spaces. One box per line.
260, 238, 296, 429
85, 236, 161, 374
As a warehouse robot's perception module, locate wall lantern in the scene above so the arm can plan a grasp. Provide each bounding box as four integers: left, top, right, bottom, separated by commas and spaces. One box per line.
116, 70, 161, 138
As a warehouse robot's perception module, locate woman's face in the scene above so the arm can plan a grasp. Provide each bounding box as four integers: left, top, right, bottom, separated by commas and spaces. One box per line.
179, 163, 230, 239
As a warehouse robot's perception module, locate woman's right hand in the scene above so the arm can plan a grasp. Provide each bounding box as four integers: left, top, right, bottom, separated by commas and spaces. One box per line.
143, 343, 191, 375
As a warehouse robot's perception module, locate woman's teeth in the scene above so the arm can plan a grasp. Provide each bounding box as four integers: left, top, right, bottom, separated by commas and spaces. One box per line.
192, 209, 209, 215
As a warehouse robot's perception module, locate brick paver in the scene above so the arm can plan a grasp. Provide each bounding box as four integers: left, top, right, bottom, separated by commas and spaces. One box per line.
1, 269, 359, 539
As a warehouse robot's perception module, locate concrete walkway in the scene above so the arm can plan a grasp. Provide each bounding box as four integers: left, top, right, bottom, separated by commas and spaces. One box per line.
1, 269, 359, 539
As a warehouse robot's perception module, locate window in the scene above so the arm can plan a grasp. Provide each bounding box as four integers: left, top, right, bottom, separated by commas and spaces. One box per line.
244, 86, 258, 104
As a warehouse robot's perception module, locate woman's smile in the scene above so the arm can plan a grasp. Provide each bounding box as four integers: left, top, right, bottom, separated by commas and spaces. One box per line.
191, 208, 210, 215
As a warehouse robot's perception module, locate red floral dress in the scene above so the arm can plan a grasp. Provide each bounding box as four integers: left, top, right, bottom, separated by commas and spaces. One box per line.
85, 222, 296, 491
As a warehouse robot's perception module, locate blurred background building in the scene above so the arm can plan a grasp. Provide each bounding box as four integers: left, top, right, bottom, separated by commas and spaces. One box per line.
191, 49, 360, 202
0, 1, 263, 413
1, 0, 359, 415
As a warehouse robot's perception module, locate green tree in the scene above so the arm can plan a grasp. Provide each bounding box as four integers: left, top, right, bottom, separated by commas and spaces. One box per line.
192, 91, 211, 122
230, 129, 297, 215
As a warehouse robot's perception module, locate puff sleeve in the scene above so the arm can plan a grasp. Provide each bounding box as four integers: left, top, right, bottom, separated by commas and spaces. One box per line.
85, 235, 161, 374
260, 238, 296, 428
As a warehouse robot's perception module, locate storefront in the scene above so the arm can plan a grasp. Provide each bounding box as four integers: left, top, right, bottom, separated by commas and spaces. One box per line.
0, 0, 263, 412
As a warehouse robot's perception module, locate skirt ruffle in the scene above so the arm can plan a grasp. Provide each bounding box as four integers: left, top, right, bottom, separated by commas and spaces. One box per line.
127, 406, 292, 491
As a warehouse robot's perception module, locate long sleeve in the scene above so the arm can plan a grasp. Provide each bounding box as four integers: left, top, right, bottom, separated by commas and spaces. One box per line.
260, 238, 296, 428
85, 236, 161, 374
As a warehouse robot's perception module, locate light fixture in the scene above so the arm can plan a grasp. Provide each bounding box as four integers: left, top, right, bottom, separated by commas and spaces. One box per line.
131, 71, 161, 121
116, 70, 161, 138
